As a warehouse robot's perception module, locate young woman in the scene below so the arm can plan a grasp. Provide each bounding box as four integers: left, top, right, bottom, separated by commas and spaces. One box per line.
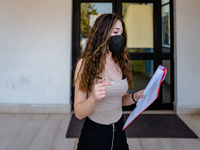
74, 13, 144, 150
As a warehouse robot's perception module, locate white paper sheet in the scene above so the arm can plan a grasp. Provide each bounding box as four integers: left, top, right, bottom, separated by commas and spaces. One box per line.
123, 65, 167, 130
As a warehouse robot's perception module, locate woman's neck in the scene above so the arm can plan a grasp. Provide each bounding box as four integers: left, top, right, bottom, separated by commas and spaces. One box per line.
106, 52, 113, 63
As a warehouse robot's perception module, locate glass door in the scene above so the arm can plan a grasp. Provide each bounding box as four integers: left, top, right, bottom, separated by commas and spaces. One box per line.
119, 0, 174, 110
72, 0, 174, 110
121, 2, 155, 110
80, 3, 113, 52
71, 0, 115, 109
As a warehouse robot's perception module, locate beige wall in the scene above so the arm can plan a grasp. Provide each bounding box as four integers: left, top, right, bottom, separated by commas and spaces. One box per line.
174, 0, 200, 114
0, 0, 72, 113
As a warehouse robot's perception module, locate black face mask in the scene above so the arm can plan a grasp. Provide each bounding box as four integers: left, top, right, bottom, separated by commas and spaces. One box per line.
109, 35, 124, 54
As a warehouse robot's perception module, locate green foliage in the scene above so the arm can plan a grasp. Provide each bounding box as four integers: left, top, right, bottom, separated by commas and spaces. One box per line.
81, 3, 97, 38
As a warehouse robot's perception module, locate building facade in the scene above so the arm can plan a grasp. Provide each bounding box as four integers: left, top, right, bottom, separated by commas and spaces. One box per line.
0, 0, 200, 114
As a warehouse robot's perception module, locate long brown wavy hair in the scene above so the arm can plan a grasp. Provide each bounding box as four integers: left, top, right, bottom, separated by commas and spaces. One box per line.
74, 13, 134, 92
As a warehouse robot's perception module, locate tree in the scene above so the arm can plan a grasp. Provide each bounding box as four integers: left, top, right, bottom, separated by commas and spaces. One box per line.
81, 3, 97, 38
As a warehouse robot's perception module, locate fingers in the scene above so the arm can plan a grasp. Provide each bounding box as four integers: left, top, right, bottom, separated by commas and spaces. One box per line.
136, 90, 144, 99
93, 80, 113, 102
98, 78, 113, 86
134, 90, 145, 101
140, 93, 144, 99
140, 89, 145, 98
93, 88, 106, 101
98, 78, 104, 84
95, 80, 113, 88
99, 90, 106, 95
98, 87, 106, 91
94, 82, 111, 94
98, 82, 114, 87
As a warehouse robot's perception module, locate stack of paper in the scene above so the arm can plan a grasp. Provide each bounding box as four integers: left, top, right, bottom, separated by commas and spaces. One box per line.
123, 65, 167, 130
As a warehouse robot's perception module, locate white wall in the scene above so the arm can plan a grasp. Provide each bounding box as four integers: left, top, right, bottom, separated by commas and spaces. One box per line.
175, 0, 200, 114
0, 0, 72, 113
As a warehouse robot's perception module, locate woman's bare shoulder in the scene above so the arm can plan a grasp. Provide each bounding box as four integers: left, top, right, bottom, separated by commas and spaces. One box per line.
76, 58, 84, 69
75, 58, 84, 80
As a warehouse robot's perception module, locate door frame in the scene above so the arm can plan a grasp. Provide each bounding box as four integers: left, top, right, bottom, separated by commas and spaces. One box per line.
71, 0, 174, 110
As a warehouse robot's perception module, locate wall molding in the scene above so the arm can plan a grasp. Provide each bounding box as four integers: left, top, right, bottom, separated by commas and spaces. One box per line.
0, 104, 71, 114
176, 105, 200, 114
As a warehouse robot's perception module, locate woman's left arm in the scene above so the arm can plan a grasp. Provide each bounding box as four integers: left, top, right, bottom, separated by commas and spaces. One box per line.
122, 90, 144, 106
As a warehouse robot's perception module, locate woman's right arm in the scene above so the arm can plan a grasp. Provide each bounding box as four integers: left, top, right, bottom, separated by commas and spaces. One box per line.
74, 59, 113, 120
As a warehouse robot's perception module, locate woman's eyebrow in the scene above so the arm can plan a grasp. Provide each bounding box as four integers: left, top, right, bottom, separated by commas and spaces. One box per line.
113, 28, 123, 31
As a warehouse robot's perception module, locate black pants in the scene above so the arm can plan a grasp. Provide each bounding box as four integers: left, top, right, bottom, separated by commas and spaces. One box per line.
77, 115, 129, 150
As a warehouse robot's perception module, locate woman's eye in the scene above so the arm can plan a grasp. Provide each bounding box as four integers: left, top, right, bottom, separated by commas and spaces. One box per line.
113, 32, 118, 34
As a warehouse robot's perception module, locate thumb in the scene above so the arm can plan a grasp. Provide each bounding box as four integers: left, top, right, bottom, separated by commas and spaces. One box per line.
99, 78, 104, 83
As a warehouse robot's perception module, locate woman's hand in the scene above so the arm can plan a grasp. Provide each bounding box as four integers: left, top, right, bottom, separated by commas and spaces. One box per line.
91, 78, 113, 103
133, 89, 145, 102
